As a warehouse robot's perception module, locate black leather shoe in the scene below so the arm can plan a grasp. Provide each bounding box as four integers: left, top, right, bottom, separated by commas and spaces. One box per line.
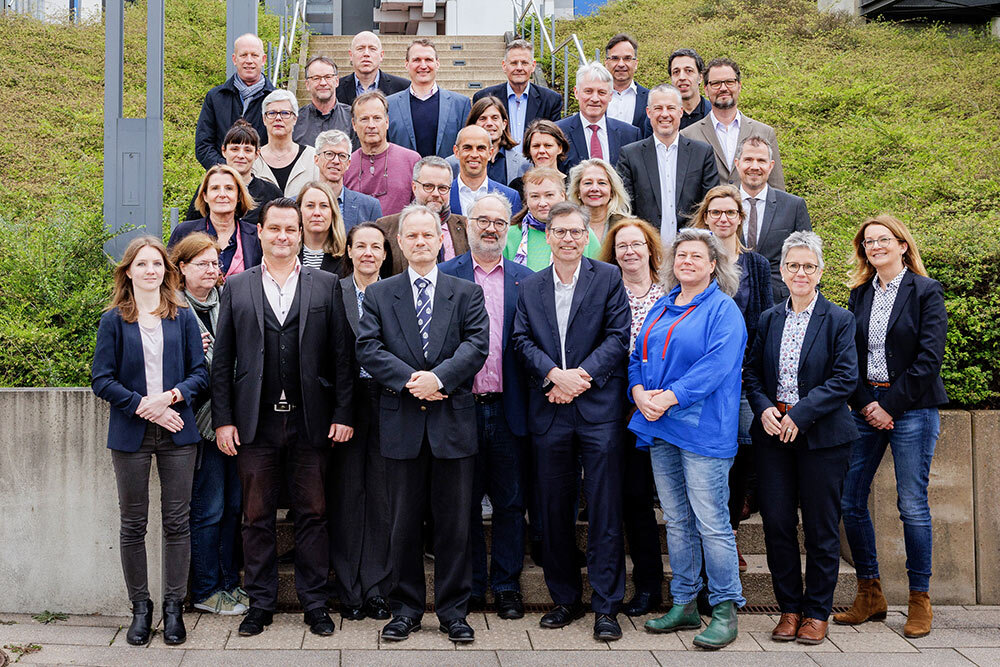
495, 591, 525, 620
363, 595, 391, 620
381, 615, 421, 641
126, 599, 153, 645
594, 613, 622, 641
162, 599, 186, 645
305, 608, 335, 636
439, 617, 475, 643
340, 604, 365, 621
238, 608, 274, 636
468, 595, 487, 612
623, 591, 663, 617
539, 602, 586, 628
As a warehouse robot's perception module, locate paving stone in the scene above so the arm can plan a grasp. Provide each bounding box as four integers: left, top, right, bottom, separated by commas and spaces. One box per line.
344, 649, 501, 666
526, 624, 611, 650
956, 647, 1000, 665
497, 650, 658, 665
807, 648, 975, 666
148, 624, 230, 650
747, 631, 840, 651
929, 608, 1000, 628
177, 649, 341, 665
222, 613, 305, 650
905, 628, 1000, 648
827, 630, 919, 652
0, 624, 119, 646
50, 614, 130, 628
675, 627, 763, 651
454, 624, 530, 651
651, 652, 819, 666
16, 644, 183, 666
608, 618, 685, 651
301, 616, 381, 649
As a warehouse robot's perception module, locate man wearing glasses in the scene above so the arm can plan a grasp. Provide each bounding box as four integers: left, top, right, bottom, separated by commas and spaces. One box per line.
439, 192, 533, 621
512, 201, 631, 642
376, 156, 470, 275
314, 129, 383, 233
294, 56, 358, 149
681, 57, 785, 189
604, 33, 651, 136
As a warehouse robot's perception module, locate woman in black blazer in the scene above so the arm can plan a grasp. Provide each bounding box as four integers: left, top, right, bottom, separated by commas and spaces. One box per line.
297, 180, 349, 277
744, 231, 858, 646
835, 215, 947, 639
91, 236, 208, 646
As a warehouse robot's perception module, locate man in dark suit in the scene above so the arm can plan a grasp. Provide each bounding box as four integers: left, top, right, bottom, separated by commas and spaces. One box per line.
439, 192, 533, 620
335, 31, 409, 106
450, 126, 522, 217
473, 39, 563, 145
315, 129, 384, 231
735, 135, 811, 302
603, 34, 650, 136
511, 201, 631, 641
556, 63, 641, 173
356, 203, 490, 644
617, 84, 719, 243
211, 198, 354, 638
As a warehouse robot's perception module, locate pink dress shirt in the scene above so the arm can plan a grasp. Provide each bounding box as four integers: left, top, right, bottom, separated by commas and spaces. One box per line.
471, 258, 504, 393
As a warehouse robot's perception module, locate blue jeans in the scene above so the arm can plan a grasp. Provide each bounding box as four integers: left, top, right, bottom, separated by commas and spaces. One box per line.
190, 440, 242, 602
650, 438, 745, 607
841, 390, 939, 592
470, 400, 526, 595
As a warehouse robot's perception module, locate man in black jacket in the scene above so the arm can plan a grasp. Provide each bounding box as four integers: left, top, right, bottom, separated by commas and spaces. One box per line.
195, 33, 276, 169
336, 31, 410, 106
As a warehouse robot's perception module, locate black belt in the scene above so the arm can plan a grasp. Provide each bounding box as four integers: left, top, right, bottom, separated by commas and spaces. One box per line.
474, 392, 502, 405
272, 400, 298, 413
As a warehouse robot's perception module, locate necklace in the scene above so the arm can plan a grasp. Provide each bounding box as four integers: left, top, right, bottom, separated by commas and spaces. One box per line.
624, 278, 653, 298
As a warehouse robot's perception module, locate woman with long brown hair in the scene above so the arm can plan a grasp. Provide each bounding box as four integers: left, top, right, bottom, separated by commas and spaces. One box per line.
297, 180, 349, 276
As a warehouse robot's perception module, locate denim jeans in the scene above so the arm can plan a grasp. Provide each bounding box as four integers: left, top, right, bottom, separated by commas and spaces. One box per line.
190, 440, 243, 602
841, 391, 939, 591
649, 438, 745, 608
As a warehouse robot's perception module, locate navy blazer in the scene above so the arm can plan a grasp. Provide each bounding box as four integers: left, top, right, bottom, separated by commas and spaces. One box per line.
556, 113, 642, 173
448, 177, 523, 219
511, 257, 631, 434
92, 308, 209, 452
847, 270, 948, 418
473, 82, 563, 127
386, 88, 473, 158
744, 293, 859, 450
439, 253, 533, 437
341, 187, 384, 233
630, 83, 652, 136
753, 188, 812, 302
168, 218, 263, 270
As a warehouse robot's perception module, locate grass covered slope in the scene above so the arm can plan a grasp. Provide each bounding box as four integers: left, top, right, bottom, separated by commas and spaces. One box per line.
564, 0, 1000, 406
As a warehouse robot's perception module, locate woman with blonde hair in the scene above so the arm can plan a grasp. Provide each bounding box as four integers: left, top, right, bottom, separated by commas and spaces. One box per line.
297, 180, 349, 276
568, 158, 631, 243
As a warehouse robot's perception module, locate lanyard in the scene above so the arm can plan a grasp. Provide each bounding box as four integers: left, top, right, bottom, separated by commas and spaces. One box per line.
641, 305, 696, 363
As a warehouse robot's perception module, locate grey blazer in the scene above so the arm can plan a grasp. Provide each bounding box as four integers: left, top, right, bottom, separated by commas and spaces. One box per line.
681, 112, 785, 190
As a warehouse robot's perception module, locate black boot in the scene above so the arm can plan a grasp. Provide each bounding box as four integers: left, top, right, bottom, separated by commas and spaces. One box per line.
162, 599, 186, 645
126, 599, 153, 645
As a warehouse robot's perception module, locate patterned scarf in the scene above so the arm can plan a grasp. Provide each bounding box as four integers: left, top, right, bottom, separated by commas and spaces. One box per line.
184, 288, 219, 441
232, 74, 266, 114
513, 213, 547, 266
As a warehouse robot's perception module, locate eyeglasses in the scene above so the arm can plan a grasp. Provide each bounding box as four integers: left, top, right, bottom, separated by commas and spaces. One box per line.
615, 241, 647, 253
605, 55, 636, 63
707, 209, 739, 220
784, 262, 819, 275
706, 78, 739, 90
415, 180, 452, 194
472, 216, 509, 230
319, 150, 351, 163
191, 260, 220, 271
549, 227, 587, 239
862, 236, 899, 249
264, 110, 296, 120
306, 74, 337, 82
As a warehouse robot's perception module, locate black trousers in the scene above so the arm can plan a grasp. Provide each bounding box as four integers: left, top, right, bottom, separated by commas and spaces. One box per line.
756, 442, 850, 620
385, 436, 475, 622
622, 430, 664, 596
238, 410, 330, 612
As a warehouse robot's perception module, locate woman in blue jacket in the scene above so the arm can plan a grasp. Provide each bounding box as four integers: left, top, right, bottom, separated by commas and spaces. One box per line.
91, 236, 208, 647
628, 228, 746, 649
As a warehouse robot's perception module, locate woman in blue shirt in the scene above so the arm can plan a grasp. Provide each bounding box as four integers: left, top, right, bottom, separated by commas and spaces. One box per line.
629, 228, 746, 649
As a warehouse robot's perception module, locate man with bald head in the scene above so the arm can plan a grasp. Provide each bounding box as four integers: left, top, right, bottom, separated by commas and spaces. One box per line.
450, 125, 522, 219
196, 33, 276, 169
336, 31, 410, 106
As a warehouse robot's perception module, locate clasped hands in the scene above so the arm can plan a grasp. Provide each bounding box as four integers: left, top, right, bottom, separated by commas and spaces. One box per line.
406, 370, 447, 401
136, 390, 183, 433
546, 367, 592, 404
761, 407, 799, 443
861, 401, 894, 430
631, 386, 678, 421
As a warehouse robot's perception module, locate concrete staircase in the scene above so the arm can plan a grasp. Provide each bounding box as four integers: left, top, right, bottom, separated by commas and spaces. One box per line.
294, 34, 508, 106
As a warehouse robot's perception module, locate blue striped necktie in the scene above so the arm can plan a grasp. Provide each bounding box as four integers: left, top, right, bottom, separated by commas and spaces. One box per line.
415, 277, 432, 358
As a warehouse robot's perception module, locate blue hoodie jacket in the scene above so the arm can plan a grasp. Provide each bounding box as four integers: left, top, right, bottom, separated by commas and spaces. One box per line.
627, 281, 747, 458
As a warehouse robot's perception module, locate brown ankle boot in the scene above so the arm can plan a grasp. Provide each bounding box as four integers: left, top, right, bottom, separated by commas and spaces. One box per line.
903, 590, 932, 638
832, 577, 888, 625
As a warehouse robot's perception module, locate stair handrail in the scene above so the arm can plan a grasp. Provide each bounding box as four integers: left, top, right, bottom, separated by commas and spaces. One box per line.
272, 0, 307, 88
511, 0, 590, 116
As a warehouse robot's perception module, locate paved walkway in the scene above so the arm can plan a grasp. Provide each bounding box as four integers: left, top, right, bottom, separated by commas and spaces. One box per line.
2, 607, 1000, 665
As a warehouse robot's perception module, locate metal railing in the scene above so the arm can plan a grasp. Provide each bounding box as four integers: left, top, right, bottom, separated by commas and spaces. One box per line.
270, 0, 307, 88
511, 0, 591, 116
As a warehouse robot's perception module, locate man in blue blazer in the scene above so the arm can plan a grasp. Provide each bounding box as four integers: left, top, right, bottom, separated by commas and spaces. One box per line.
386, 38, 472, 158
556, 63, 641, 173
511, 201, 631, 641
439, 192, 532, 620
449, 126, 522, 218
315, 129, 384, 231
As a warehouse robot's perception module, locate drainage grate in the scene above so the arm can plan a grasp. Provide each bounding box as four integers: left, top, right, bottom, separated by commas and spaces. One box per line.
467, 82, 483, 89
415, 603, 852, 614
452, 60, 467, 66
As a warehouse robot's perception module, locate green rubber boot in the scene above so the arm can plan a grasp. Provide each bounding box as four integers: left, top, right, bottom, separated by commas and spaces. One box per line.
692, 601, 738, 649
644, 600, 702, 634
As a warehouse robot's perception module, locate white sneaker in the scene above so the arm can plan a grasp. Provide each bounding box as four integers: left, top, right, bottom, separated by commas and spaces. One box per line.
481, 495, 493, 520
194, 590, 248, 616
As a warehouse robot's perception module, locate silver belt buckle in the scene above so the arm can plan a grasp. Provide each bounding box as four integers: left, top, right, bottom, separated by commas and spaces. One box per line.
274, 400, 293, 413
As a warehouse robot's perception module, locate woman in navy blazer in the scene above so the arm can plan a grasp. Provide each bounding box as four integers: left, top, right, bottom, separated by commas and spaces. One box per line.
91, 236, 208, 647
835, 215, 947, 639
744, 232, 858, 645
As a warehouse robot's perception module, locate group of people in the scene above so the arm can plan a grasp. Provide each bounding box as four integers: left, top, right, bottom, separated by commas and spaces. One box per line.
90, 28, 948, 651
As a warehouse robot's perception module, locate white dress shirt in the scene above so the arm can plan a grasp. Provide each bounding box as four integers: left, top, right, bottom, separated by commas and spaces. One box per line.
607, 81, 637, 124
654, 133, 680, 243
409, 83, 440, 101
711, 110, 742, 170
457, 175, 489, 217
740, 183, 769, 246
553, 262, 582, 369
262, 258, 301, 326
580, 114, 610, 161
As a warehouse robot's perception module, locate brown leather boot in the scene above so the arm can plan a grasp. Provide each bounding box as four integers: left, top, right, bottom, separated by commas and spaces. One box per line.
903, 590, 932, 638
832, 577, 888, 625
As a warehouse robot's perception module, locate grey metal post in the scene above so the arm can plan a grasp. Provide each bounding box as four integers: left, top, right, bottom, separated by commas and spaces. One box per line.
226, 0, 258, 79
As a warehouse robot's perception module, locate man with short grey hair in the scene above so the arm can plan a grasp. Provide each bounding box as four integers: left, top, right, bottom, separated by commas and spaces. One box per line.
294, 56, 358, 149
556, 63, 640, 172
336, 31, 410, 106
314, 129, 383, 232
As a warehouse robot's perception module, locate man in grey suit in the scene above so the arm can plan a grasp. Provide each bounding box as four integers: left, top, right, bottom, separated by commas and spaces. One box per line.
616, 84, 719, 243
356, 203, 490, 644
315, 129, 384, 231
681, 57, 785, 189
735, 135, 810, 301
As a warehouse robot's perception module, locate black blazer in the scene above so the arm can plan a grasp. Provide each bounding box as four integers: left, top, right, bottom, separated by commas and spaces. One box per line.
211, 265, 354, 447
473, 82, 563, 125
616, 134, 719, 232
630, 83, 651, 135
847, 270, 948, 418
749, 188, 812, 302
336, 70, 410, 106
168, 218, 263, 271
355, 270, 490, 460
744, 293, 859, 449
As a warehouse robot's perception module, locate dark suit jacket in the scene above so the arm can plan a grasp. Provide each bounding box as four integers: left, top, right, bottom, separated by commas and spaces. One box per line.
438, 253, 532, 437
472, 82, 563, 126
336, 70, 410, 106
511, 257, 631, 434
195, 74, 275, 169
630, 83, 651, 135
747, 187, 812, 302
744, 293, 859, 449
342, 187, 384, 233
556, 113, 641, 173
92, 308, 209, 452
616, 134, 719, 232
681, 111, 785, 189
386, 88, 473, 158
211, 265, 354, 447
375, 212, 469, 276
847, 271, 948, 418
168, 218, 263, 270
355, 270, 490, 459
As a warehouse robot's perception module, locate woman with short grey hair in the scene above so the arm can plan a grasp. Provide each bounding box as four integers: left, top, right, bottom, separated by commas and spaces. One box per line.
252, 89, 318, 197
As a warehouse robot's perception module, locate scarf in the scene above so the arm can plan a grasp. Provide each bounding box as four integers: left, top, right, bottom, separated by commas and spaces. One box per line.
232, 74, 267, 114
185, 288, 220, 441
513, 213, 547, 266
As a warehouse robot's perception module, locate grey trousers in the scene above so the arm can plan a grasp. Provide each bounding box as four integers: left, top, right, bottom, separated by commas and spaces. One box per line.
111, 424, 197, 603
